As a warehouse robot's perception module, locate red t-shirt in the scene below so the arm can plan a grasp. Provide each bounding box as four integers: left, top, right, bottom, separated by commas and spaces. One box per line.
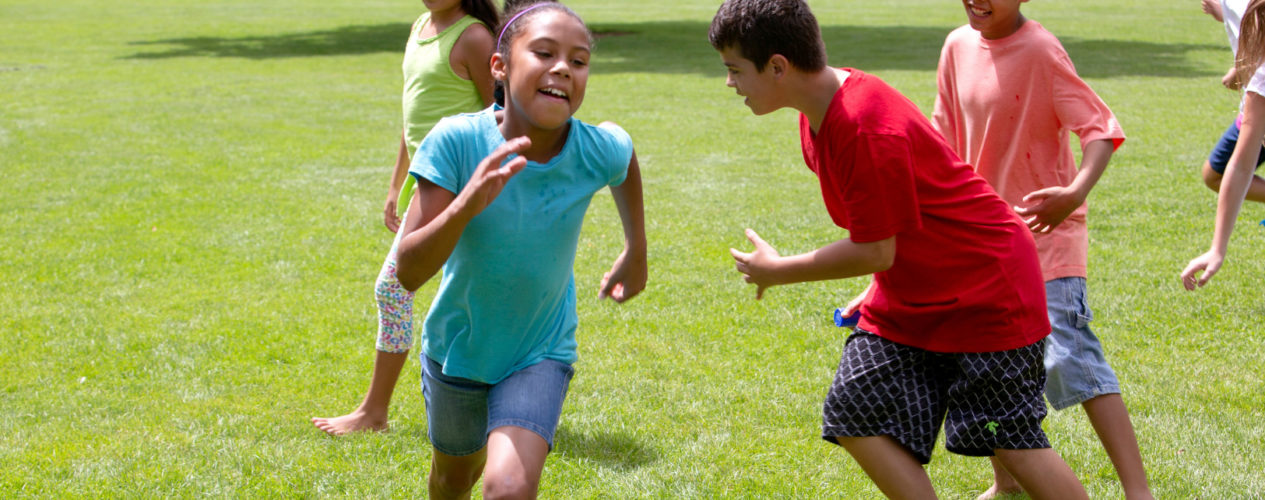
800, 69, 1049, 352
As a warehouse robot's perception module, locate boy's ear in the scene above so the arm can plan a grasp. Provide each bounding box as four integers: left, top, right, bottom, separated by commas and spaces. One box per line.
491, 52, 508, 81
768, 54, 789, 79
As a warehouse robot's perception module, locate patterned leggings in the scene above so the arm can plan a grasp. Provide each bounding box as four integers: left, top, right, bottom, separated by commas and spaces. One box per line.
374, 211, 415, 353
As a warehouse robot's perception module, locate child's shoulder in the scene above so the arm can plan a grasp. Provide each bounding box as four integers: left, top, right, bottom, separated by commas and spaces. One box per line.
570, 119, 632, 147
427, 106, 498, 143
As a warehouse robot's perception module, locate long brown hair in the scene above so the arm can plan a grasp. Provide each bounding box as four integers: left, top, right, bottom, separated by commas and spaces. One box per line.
463, 0, 500, 34
1237, 0, 1265, 86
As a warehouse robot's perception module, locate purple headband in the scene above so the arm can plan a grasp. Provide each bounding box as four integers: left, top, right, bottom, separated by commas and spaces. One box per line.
497, 3, 550, 51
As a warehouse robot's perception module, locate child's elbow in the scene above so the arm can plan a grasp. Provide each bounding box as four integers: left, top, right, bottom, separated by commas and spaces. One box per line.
398, 275, 422, 293
394, 254, 423, 292
866, 238, 896, 273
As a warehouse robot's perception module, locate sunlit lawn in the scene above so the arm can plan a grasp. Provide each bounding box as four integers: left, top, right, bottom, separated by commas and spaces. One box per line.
2, 0, 1262, 497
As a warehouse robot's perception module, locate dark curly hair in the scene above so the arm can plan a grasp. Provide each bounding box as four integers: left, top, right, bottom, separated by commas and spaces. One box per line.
708, 0, 826, 72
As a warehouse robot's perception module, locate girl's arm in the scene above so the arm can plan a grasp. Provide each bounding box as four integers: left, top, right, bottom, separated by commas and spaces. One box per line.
396, 137, 532, 291
1181, 91, 1265, 290
384, 131, 411, 233
599, 150, 648, 302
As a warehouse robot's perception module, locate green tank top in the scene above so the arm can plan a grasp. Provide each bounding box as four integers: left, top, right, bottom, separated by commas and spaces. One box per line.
398, 13, 486, 214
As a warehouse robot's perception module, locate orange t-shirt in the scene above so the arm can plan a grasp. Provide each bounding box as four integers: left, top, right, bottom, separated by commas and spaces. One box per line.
933, 20, 1124, 281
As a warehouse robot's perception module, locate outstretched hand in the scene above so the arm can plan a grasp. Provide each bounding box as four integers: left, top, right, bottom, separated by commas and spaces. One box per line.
729, 228, 781, 300
599, 248, 647, 303
1014, 186, 1084, 234
457, 136, 532, 214
1180, 250, 1224, 291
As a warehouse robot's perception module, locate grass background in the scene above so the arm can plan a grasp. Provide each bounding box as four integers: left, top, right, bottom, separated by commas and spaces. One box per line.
2, 0, 1263, 497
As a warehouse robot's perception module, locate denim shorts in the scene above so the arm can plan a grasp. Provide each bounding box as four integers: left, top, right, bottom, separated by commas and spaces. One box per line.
1207, 117, 1265, 174
1043, 277, 1120, 410
421, 355, 574, 456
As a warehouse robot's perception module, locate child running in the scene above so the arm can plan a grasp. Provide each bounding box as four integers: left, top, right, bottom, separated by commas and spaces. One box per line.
311, 0, 499, 436
933, 1, 1152, 498
1184, 0, 1265, 288
393, 2, 646, 498
1197, 0, 1265, 206
710, 0, 1086, 497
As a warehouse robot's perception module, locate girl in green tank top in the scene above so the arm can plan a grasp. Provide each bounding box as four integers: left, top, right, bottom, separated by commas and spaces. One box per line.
312, 0, 498, 437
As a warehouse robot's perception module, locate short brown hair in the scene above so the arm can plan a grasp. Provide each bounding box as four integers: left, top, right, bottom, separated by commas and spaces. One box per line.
708, 0, 826, 72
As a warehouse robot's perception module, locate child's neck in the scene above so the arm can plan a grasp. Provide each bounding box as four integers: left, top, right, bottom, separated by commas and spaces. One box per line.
425, 5, 466, 34
795, 67, 850, 134
497, 111, 571, 163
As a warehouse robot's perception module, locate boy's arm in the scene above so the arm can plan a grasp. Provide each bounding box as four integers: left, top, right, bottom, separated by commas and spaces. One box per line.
396, 137, 531, 291
1013, 138, 1114, 233
730, 229, 895, 300
599, 150, 648, 303
384, 132, 411, 233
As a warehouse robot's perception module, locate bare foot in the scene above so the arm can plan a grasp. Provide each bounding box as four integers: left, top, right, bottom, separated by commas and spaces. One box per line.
976, 484, 1024, 500
311, 410, 388, 436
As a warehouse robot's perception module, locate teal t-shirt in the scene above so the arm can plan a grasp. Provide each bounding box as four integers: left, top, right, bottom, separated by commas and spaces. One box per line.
409, 106, 633, 384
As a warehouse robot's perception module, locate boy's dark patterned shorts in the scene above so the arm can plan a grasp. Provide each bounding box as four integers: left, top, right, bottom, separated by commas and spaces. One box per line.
822, 330, 1050, 464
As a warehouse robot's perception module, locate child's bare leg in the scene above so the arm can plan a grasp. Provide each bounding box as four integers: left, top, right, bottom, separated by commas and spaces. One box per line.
482, 426, 550, 500
976, 456, 1024, 500
994, 448, 1087, 500
431, 446, 488, 500
311, 349, 409, 435
1202, 160, 1265, 202
836, 436, 936, 500
1083, 394, 1152, 499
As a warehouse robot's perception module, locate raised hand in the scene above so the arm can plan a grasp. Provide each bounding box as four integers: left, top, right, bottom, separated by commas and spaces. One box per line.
729, 228, 782, 300
455, 136, 532, 214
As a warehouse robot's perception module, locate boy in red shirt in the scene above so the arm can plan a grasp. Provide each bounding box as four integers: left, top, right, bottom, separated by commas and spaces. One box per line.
709, 0, 1087, 497
934, 1, 1152, 498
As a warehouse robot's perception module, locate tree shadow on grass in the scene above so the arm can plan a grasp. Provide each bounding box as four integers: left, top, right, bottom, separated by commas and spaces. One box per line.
552, 425, 657, 471
122, 20, 1222, 79
123, 23, 412, 60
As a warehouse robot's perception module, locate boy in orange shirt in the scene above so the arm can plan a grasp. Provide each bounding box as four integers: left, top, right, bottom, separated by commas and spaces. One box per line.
933, 1, 1152, 498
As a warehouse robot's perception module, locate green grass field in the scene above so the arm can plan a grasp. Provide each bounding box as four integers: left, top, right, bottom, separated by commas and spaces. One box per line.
3, 0, 1263, 497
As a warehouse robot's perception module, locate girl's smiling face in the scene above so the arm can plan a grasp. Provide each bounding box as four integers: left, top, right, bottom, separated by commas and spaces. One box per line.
494, 10, 592, 132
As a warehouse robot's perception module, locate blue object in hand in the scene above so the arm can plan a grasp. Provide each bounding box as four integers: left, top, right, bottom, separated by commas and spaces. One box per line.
834, 308, 861, 328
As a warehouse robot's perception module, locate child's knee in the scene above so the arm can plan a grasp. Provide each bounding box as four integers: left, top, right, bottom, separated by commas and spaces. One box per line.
375, 265, 411, 303
429, 468, 479, 498
481, 471, 537, 500
1202, 161, 1224, 191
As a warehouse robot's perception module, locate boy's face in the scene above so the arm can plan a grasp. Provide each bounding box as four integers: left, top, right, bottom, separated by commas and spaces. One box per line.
962, 0, 1028, 40
719, 46, 781, 116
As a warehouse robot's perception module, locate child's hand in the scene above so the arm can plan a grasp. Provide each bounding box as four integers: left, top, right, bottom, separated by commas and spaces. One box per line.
383, 196, 401, 233
1014, 186, 1084, 233
599, 247, 647, 303
1222, 66, 1242, 91
457, 136, 531, 214
1203, 0, 1224, 22
729, 228, 782, 300
1181, 250, 1224, 290
839, 286, 868, 318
